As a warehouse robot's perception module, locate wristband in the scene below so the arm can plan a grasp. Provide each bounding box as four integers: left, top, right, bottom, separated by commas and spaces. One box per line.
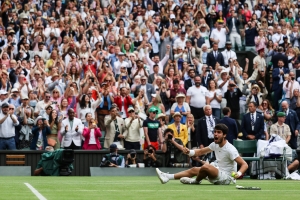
188, 150, 195, 157
237, 171, 242, 177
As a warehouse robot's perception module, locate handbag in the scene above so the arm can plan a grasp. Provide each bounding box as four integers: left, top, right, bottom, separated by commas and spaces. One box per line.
47, 138, 57, 147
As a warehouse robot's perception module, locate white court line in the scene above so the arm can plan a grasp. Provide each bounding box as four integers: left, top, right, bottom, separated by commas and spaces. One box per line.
24, 183, 47, 200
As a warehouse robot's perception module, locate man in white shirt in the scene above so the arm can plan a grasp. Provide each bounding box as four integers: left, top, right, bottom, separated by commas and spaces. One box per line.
221, 42, 237, 66
283, 71, 300, 105
0, 103, 19, 150
253, 48, 266, 71
173, 32, 187, 50
289, 26, 300, 48
272, 26, 284, 45
145, 45, 170, 74
156, 123, 248, 185
113, 53, 129, 78
34, 91, 52, 117
145, 4, 155, 20
210, 20, 229, 51
186, 75, 208, 120
34, 42, 50, 62
147, 24, 160, 56
13, 74, 32, 98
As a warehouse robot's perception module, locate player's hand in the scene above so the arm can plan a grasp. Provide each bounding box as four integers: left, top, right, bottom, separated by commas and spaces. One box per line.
182, 147, 190, 155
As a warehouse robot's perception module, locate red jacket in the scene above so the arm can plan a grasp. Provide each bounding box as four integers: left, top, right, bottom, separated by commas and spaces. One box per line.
114, 95, 133, 117
82, 127, 102, 150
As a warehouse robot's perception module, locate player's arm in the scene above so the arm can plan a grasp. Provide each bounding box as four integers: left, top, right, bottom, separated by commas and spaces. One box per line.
182, 146, 212, 157
233, 156, 248, 178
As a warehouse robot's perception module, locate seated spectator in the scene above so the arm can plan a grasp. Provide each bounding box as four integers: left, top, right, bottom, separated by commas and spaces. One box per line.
162, 128, 186, 167
143, 145, 162, 167
82, 118, 102, 150
125, 149, 142, 167
100, 144, 125, 168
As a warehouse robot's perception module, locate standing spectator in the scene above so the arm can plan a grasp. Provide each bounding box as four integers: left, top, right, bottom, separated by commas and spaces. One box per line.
104, 106, 126, 149
219, 107, 238, 144
114, 87, 133, 119
196, 105, 220, 149
246, 83, 268, 107
206, 43, 225, 70
60, 108, 84, 149
167, 112, 188, 146
30, 116, 50, 150
124, 107, 143, 150
227, 11, 242, 51
82, 118, 102, 150
224, 80, 243, 120
0, 103, 19, 150
272, 60, 290, 111
170, 93, 190, 124
221, 42, 237, 66
269, 112, 291, 144
47, 110, 62, 150
272, 26, 284, 45
218, 71, 230, 110
270, 47, 288, 69
143, 107, 162, 150
241, 102, 265, 140
135, 75, 156, 102
77, 91, 102, 123
254, 29, 268, 52
289, 26, 300, 48
206, 80, 222, 118
145, 45, 170, 74
283, 71, 300, 105
253, 48, 266, 71
186, 75, 208, 120
281, 101, 300, 149
147, 24, 160, 58
245, 21, 258, 51
210, 20, 228, 51
148, 64, 165, 84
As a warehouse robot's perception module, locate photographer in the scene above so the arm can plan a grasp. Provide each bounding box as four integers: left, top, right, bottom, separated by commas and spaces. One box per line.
161, 128, 186, 167
125, 149, 141, 167
100, 144, 125, 168
143, 145, 162, 167
30, 116, 51, 150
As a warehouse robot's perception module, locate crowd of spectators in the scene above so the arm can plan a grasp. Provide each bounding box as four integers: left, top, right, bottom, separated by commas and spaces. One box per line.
0, 0, 300, 168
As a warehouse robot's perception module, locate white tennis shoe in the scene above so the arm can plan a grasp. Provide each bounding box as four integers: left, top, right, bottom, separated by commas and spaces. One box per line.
156, 168, 169, 184
180, 177, 201, 184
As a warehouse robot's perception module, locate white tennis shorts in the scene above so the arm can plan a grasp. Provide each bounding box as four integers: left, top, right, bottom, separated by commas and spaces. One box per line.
207, 170, 232, 185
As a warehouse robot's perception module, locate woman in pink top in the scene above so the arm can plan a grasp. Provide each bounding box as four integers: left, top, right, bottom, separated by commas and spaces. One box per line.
82, 118, 102, 150
243, 3, 252, 22
255, 29, 268, 52
0, 52, 10, 67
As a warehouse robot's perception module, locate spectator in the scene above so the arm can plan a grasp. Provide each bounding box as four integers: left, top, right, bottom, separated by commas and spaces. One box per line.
269, 112, 291, 144
246, 84, 268, 107
241, 102, 265, 140
186, 75, 207, 120
271, 47, 288, 69
210, 20, 228, 51
47, 110, 62, 150
283, 71, 299, 105
253, 48, 266, 71
281, 101, 300, 149
206, 80, 222, 118
162, 128, 186, 167
114, 87, 133, 119
254, 29, 268, 52
221, 41, 237, 66
143, 145, 163, 167
219, 107, 238, 144
206, 43, 225, 70
30, 116, 51, 150
82, 118, 102, 150
245, 20, 258, 51
60, 108, 84, 149
0, 103, 19, 150
124, 107, 143, 150
143, 107, 162, 150
135, 75, 156, 102
227, 12, 242, 51
77, 90, 102, 123
100, 144, 125, 168
168, 112, 188, 146
196, 105, 220, 149
272, 60, 290, 111
104, 106, 126, 149
261, 99, 275, 136
170, 93, 190, 124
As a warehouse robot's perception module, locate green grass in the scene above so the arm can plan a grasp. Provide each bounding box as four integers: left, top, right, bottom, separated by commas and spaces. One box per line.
1, 176, 300, 200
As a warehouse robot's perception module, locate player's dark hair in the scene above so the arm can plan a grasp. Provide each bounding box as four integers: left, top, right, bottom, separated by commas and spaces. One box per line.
214, 124, 228, 135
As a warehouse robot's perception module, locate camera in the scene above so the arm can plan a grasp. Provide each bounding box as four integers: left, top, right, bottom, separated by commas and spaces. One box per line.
104, 160, 111, 166
148, 149, 153, 154
130, 153, 136, 158
90, 77, 94, 82
229, 84, 236, 87
52, 101, 57, 104
168, 134, 173, 140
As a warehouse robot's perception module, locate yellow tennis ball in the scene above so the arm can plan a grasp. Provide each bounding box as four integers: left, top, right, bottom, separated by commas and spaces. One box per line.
231, 172, 236, 177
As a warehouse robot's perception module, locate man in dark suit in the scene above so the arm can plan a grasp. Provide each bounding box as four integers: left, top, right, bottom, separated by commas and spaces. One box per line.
184, 69, 196, 90
206, 43, 225, 70
226, 11, 242, 51
272, 59, 290, 111
241, 102, 265, 140
196, 105, 220, 148
148, 64, 165, 84
219, 107, 238, 144
281, 101, 300, 149
135, 75, 156, 102
270, 47, 288, 69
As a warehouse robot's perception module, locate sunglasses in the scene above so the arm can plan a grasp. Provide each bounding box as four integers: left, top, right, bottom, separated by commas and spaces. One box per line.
45, 96, 51, 98
53, 91, 59, 93
9, 108, 14, 110
128, 110, 134, 113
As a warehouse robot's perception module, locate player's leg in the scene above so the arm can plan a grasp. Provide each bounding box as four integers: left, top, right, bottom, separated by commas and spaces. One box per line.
180, 163, 219, 184
156, 167, 200, 184
288, 159, 299, 173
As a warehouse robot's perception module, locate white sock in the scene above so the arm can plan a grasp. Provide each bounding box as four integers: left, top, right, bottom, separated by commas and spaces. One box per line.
166, 174, 175, 180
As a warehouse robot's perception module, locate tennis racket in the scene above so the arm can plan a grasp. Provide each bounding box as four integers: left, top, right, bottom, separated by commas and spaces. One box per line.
236, 185, 261, 190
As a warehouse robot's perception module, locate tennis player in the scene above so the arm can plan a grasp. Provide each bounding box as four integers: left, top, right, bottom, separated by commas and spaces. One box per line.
156, 123, 248, 185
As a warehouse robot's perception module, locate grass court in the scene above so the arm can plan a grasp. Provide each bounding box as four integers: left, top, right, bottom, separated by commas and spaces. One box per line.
1, 176, 300, 200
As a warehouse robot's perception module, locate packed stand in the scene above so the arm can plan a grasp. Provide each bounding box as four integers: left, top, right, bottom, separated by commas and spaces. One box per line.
0, 0, 299, 169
